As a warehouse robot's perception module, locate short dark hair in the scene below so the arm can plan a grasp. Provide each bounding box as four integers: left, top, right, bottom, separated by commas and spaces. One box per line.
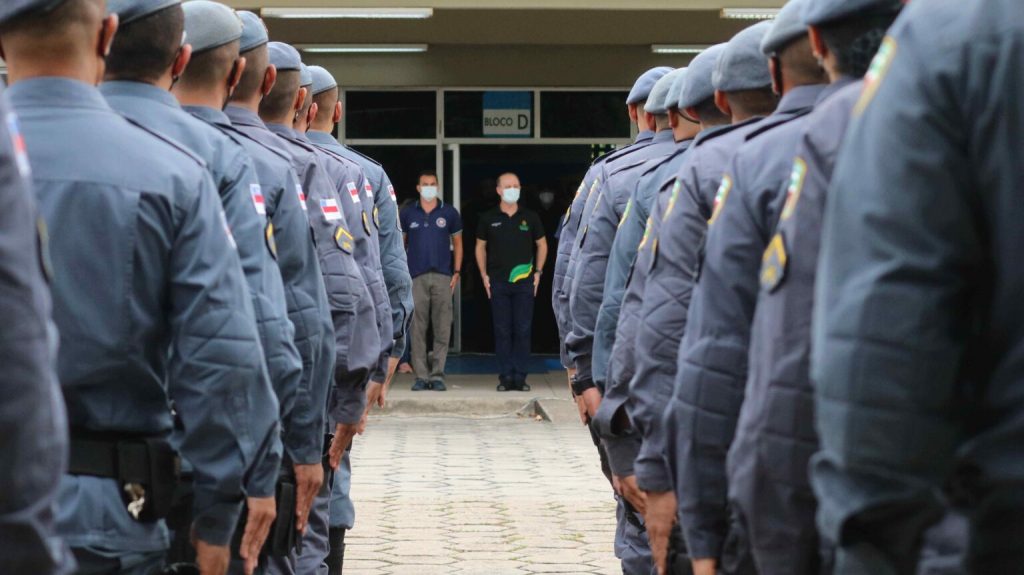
726, 87, 778, 117
105, 5, 183, 83
259, 69, 300, 118
418, 170, 438, 182
176, 41, 239, 90
0, 0, 94, 38
819, 10, 901, 78
312, 86, 339, 125
778, 36, 828, 86
693, 96, 730, 126
233, 45, 268, 100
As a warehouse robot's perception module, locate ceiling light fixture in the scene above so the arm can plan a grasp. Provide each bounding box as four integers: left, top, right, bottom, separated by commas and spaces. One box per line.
720, 8, 780, 20
651, 44, 711, 55
261, 7, 433, 19
297, 44, 429, 54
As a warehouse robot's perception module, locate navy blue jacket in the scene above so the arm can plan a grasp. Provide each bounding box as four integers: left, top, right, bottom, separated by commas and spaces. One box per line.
813, 1, 1024, 572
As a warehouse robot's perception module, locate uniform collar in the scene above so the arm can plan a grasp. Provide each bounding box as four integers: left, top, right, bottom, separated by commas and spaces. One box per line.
100, 80, 182, 111
183, 104, 231, 128
306, 130, 341, 148
224, 105, 264, 128
635, 130, 655, 144
8, 77, 110, 111
652, 129, 675, 143
265, 121, 298, 139
776, 84, 827, 114
816, 76, 858, 105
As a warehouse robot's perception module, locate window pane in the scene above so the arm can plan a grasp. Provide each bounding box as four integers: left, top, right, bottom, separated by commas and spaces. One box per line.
345, 91, 436, 140
349, 145, 436, 208
444, 91, 535, 139
540, 91, 631, 139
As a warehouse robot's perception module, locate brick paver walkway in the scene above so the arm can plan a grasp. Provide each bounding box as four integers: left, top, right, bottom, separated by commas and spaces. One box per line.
345, 415, 620, 574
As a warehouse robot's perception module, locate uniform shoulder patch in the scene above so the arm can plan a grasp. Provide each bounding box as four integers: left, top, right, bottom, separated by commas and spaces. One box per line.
250, 183, 267, 216
265, 221, 277, 260
760, 232, 788, 292
855, 36, 897, 116
334, 225, 354, 254
708, 175, 733, 225
346, 182, 361, 204
780, 157, 807, 222
320, 198, 342, 221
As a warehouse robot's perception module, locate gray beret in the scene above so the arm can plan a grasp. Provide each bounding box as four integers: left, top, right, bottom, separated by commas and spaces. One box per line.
678, 43, 726, 110
713, 21, 773, 92
644, 68, 681, 115
268, 42, 302, 72
299, 65, 313, 87
237, 10, 268, 53
626, 67, 673, 106
182, 0, 242, 54
309, 66, 338, 96
802, 0, 903, 26
0, 0, 69, 26
761, 0, 811, 55
107, 0, 179, 25
667, 67, 689, 111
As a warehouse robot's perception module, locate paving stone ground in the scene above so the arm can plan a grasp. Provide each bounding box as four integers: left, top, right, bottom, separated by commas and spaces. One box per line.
345, 414, 621, 574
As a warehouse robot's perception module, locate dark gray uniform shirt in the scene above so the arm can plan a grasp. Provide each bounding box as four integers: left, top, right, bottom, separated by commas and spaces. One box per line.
11, 77, 276, 549
813, 1, 1024, 572
101, 81, 294, 498
195, 105, 330, 466
668, 84, 824, 560
0, 79, 73, 575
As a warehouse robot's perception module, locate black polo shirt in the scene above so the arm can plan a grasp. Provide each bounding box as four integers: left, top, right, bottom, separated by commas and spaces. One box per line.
477, 206, 545, 284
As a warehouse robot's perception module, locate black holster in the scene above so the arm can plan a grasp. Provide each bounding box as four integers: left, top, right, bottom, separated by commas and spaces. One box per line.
666, 524, 694, 575
322, 432, 336, 488
232, 465, 298, 558
68, 429, 180, 522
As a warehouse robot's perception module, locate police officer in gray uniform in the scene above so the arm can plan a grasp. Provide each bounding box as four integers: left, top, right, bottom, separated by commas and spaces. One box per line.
553, 67, 670, 404
217, 16, 340, 572
307, 65, 414, 391
813, 0, 1024, 572
1, 0, 280, 572
663, 2, 827, 572
302, 64, 396, 575
724, 2, 904, 574
627, 22, 780, 574
101, 4, 302, 568
190, 13, 336, 567
0, 67, 73, 574
258, 42, 379, 575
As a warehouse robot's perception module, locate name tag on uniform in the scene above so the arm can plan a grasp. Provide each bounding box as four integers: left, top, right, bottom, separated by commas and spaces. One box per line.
250, 184, 266, 216
364, 182, 374, 199
346, 182, 361, 204
296, 184, 307, 212
320, 198, 342, 222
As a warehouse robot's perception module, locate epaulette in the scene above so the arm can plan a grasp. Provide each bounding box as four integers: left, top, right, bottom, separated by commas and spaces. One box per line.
744, 106, 814, 142
344, 144, 383, 168
228, 126, 295, 164
121, 116, 207, 169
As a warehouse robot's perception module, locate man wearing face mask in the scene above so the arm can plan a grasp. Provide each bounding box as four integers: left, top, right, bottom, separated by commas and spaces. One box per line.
400, 171, 463, 392
475, 173, 548, 392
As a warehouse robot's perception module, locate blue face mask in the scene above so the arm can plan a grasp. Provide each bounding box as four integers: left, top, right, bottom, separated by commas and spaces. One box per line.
501, 187, 521, 204
420, 185, 438, 201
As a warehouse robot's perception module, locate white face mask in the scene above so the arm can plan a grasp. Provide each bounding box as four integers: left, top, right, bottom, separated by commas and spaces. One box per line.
501, 187, 521, 204
420, 185, 439, 201
539, 191, 555, 208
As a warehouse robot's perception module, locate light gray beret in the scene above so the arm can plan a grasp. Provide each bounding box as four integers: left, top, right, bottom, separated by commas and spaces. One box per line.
627, 67, 674, 105
644, 68, 682, 115
182, 0, 242, 54
309, 66, 338, 96
237, 10, 268, 53
761, 0, 811, 55
268, 42, 302, 72
107, 0, 179, 26
712, 21, 773, 92
802, 0, 903, 26
678, 44, 726, 109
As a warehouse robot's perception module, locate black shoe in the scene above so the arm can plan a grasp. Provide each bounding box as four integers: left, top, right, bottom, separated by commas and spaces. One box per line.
516, 381, 531, 392
412, 379, 429, 391
496, 380, 511, 392
431, 380, 447, 391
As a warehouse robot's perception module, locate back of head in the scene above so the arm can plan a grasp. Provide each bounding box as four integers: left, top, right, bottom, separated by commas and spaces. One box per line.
309, 65, 339, 127
105, 4, 184, 83
805, 0, 902, 78
761, 0, 827, 87
259, 41, 302, 122
0, 0, 103, 73
176, 0, 242, 90
232, 10, 269, 100
679, 45, 730, 126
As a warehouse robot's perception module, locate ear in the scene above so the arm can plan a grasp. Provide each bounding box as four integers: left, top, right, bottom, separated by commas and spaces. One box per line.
627, 103, 638, 123
306, 101, 318, 127
668, 109, 681, 129
643, 110, 657, 131
172, 44, 192, 78
99, 13, 119, 59
332, 100, 342, 124
684, 105, 701, 124
714, 90, 732, 118
292, 86, 307, 112
808, 26, 828, 61
261, 64, 277, 97
768, 58, 782, 96
227, 56, 246, 91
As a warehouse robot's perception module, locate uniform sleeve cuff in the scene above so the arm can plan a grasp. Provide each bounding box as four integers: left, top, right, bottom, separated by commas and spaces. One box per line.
604, 435, 642, 477
635, 456, 673, 493
283, 428, 324, 466
245, 446, 281, 499
330, 385, 367, 425
683, 528, 724, 562
191, 492, 244, 546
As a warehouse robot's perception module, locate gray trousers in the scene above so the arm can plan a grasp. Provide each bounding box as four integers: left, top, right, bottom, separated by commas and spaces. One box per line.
411, 272, 453, 382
